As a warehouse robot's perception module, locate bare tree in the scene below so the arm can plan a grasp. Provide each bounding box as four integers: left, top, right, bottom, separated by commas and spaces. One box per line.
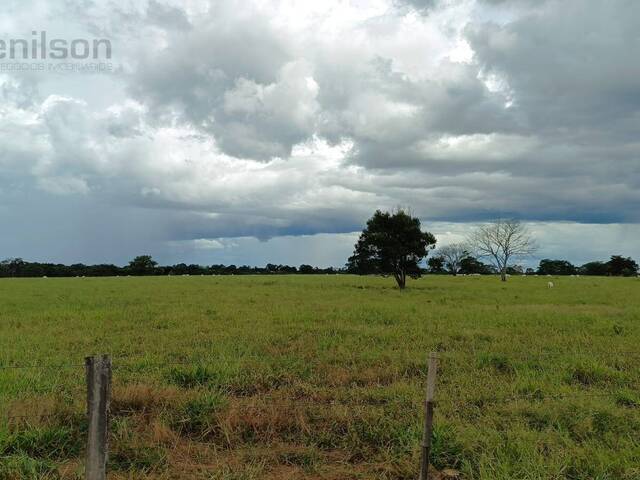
436, 243, 469, 275
467, 219, 537, 281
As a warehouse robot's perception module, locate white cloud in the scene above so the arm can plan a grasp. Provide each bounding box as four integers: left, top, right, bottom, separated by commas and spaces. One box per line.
416, 133, 537, 162
168, 238, 226, 250
0, 0, 639, 265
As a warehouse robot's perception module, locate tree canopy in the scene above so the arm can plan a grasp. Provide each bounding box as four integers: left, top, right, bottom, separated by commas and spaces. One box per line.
606, 255, 639, 276
128, 255, 158, 275
538, 259, 577, 276
347, 209, 436, 289
459, 256, 494, 275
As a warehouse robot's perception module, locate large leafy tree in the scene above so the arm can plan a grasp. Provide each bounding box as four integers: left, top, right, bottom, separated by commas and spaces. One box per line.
427, 256, 446, 274
128, 255, 158, 275
459, 256, 494, 275
606, 255, 638, 276
579, 261, 609, 276
537, 259, 577, 276
347, 209, 436, 289
0, 258, 26, 277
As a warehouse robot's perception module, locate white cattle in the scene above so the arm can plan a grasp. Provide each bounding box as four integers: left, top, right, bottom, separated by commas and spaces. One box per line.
547, 281, 554, 288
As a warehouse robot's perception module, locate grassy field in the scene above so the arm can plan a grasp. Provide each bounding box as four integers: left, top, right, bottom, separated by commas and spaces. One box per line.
0, 275, 639, 479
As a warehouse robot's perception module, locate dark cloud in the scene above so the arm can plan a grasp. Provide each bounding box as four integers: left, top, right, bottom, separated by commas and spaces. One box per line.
1, 0, 639, 265
467, 1, 640, 134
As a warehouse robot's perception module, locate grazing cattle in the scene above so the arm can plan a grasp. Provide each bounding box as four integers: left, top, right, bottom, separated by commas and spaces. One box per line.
548, 281, 554, 288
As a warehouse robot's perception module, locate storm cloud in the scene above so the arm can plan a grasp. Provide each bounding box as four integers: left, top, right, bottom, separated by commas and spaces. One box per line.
1, 0, 638, 266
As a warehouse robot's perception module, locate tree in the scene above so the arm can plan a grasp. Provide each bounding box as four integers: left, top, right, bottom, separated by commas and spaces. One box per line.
467, 219, 537, 281
299, 264, 315, 274
347, 209, 436, 289
507, 264, 524, 275
459, 255, 494, 274
580, 261, 608, 276
128, 255, 157, 275
606, 255, 638, 276
427, 256, 446, 274
1, 258, 26, 277
435, 243, 469, 275
537, 259, 577, 276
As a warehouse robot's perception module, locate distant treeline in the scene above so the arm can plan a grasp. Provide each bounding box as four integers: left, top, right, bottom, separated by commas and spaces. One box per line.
0, 254, 637, 278
0, 256, 345, 278
426, 255, 639, 277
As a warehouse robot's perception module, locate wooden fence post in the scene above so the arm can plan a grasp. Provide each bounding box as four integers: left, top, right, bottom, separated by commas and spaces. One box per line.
419, 352, 439, 480
85, 355, 111, 480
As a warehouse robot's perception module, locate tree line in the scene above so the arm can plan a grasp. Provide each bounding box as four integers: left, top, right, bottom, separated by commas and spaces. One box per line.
347, 210, 638, 288
1, 253, 636, 280
2, 210, 637, 283
0, 256, 344, 278
425, 253, 638, 277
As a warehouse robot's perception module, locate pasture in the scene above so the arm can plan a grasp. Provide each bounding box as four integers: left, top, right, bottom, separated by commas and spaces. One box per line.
1, 275, 639, 479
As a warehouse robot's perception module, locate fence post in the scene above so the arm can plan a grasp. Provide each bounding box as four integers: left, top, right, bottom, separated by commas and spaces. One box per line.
419, 352, 439, 480
85, 355, 111, 480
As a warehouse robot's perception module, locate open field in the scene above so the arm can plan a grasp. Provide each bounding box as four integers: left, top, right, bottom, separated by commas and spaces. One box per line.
1, 275, 639, 479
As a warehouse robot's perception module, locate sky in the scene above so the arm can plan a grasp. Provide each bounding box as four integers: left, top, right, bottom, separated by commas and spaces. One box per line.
1, 0, 639, 268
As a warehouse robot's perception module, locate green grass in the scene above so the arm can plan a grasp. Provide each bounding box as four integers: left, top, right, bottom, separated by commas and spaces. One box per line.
1, 275, 639, 479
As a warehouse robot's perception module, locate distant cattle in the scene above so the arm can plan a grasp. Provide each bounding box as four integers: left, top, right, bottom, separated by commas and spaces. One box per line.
547, 281, 554, 288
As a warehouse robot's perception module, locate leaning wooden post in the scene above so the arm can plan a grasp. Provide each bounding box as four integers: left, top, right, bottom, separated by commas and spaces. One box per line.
419, 352, 439, 480
85, 355, 112, 480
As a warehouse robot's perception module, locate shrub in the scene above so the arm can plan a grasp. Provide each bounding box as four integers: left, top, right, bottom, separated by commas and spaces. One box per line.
0, 426, 83, 460
172, 392, 227, 438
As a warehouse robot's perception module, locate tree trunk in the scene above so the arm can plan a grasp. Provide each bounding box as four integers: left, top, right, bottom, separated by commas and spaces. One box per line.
500, 268, 507, 281
394, 270, 406, 289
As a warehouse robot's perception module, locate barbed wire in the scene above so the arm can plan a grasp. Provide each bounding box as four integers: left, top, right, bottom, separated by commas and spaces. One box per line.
2, 350, 637, 424
2, 412, 77, 422
3, 348, 640, 371
435, 390, 626, 406
246, 391, 629, 408
5, 391, 628, 422
436, 350, 640, 360
0, 362, 85, 370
